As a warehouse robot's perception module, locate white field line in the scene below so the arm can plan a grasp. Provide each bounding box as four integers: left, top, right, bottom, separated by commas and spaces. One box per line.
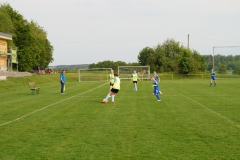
183, 95, 240, 129
0, 83, 106, 127
168, 87, 240, 129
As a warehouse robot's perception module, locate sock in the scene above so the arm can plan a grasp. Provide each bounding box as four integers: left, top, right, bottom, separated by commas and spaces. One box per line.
105, 94, 110, 100
136, 86, 138, 90
156, 95, 160, 100
112, 95, 115, 102
210, 83, 212, 86
214, 83, 216, 86
134, 86, 136, 91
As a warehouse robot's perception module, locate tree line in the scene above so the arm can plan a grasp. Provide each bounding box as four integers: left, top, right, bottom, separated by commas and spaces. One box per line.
90, 39, 240, 75
0, 3, 53, 71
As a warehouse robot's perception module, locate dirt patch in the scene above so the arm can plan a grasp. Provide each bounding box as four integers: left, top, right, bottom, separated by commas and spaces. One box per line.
0, 71, 32, 77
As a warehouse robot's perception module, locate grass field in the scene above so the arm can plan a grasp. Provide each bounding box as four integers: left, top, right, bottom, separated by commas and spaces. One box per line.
0, 73, 240, 159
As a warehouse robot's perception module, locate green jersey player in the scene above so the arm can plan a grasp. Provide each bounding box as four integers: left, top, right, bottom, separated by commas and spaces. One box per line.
131, 70, 141, 91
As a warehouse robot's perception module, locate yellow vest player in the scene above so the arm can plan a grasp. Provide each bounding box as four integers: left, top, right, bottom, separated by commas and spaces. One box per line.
102, 73, 120, 104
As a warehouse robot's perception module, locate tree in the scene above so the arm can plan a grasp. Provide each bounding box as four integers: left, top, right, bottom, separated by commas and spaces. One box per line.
0, 3, 53, 71
178, 49, 193, 74
138, 47, 154, 66
217, 64, 227, 74
232, 66, 240, 75
0, 4, 14, 34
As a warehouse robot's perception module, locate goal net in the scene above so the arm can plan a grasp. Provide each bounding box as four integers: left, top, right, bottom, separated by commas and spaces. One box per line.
118, 66, 150, 80
78, 68, 112, 82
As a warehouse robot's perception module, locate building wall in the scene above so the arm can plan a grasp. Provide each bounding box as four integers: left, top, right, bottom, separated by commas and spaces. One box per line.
0, 39, 8, 71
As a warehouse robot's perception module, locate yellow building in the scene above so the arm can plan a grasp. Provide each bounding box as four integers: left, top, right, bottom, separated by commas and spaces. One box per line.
0, 32, 17, 71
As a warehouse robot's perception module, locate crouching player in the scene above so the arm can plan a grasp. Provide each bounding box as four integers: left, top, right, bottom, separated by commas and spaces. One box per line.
102, 73, 120, 104
152, 76, 162, 101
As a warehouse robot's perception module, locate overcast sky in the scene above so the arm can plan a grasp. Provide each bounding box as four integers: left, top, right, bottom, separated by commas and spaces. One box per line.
3, 0, 240, 66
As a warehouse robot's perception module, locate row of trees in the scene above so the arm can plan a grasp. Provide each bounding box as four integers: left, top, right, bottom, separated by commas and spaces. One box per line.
89, 39, 240, 74
0, 3, 53, 71
205, 54, 240, 71
138, 39, 206, 74
89, 61, 140, 71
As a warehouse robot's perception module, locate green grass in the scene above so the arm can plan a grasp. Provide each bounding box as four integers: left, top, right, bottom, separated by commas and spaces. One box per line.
0, 74, 240, 159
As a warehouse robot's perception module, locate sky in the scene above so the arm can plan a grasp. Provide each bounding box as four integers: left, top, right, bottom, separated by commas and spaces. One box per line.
2, 0, 240, 66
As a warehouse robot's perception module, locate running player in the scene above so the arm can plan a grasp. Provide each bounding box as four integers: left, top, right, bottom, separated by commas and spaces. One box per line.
152, 76, 162, 101
102, 73, 120, 104
209, 69, 216, 87
132, 70, 141, 91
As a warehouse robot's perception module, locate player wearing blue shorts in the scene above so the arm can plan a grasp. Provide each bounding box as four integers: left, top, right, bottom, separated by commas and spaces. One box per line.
209, 69, 216, 87
152, 76, 162, 101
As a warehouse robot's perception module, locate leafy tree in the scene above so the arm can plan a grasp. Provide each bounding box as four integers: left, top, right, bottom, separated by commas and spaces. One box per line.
178, 48, 194, 74
138, 47, 154, 65
0, 5, 14, 34
217, 64, 227, 74
0, 3, 53, 71
232, 66, 240, 75
139, 39, 206, 74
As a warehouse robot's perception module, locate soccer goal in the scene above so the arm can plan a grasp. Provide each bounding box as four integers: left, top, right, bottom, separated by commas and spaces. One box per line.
78, 68, 112, 82
118, 66, 150, 80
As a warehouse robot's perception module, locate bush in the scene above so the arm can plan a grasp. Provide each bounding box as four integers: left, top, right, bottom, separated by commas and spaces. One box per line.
217, 64, 227, 74
233, 66, 240, 75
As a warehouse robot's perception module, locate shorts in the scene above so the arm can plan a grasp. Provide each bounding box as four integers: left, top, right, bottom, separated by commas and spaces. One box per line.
153, 89, 159, 95
110, 82, 114, 86
211, 77, 216, 80
111, 88, 119, 94
133, 81, 137, 84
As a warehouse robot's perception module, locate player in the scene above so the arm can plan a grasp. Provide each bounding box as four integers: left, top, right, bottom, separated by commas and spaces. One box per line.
109, 69, 114, 90
153, 71, 160, 83
132, 70, 141, 91
209, 69, 216, 87
101, 73, 120, 104
152, 76, 162, 101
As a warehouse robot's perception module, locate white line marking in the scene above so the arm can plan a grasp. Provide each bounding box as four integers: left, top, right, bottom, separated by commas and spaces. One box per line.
0, 83, 106, 127
183, 95, 240, 129
169, 86, 240, 129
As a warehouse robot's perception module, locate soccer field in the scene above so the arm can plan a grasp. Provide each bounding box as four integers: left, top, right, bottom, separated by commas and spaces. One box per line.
0, 77, 240, 159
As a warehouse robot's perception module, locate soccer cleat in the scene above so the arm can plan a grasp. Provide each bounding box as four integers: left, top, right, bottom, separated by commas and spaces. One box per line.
157, 100, 161, 101
101, 99, 108, 103
111, 101, 115, 104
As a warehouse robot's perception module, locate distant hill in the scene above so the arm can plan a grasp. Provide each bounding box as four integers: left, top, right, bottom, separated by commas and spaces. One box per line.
49, 64, 89, 70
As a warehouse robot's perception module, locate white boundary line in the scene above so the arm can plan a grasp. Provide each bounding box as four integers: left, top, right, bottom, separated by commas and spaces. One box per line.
183, 95, 240, 129
171, 87, 240, 128
169, 87, 240, 129
0, 83, 106, 127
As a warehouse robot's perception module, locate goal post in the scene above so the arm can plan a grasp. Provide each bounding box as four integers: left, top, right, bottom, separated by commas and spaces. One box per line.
118, 66, 150, 80
78, 68, 112, 82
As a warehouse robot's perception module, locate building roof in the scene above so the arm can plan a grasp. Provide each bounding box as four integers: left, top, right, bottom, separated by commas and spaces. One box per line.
0, 32, 12, 40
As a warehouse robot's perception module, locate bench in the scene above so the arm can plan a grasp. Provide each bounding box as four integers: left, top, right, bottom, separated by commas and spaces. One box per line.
29, 82, 40, 95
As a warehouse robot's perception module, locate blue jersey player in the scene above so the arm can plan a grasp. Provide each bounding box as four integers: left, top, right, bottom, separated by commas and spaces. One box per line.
209, 69, 216, 87
153, 71, 160, 83
152, 76, 162, 101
